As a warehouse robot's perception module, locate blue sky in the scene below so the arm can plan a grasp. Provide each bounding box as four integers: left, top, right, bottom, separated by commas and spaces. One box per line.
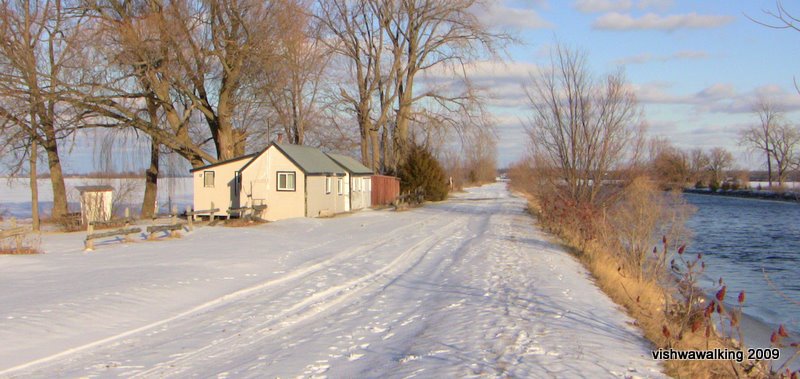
481, 0, 800, 168
38, 1, 800, 174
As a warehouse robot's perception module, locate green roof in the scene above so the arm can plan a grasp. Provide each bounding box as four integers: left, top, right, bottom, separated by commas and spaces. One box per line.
326, 153, 373, 175
189, 153, 260, 173
274, 143, 346, 175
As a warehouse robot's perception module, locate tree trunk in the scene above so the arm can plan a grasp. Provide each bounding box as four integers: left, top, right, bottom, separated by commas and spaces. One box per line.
358, 106, 369, 167
767, 151, 772, 187
141, 138, 159, 219
381, 124, 392, 175
43, 134, 67, 219
370, 128, 380, 173
30, 139, 40, 231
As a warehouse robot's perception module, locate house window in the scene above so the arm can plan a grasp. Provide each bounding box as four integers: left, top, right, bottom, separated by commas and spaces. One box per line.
234, 171, 241, 192
337, 178, 343, 195
204, 171, 215, 188
325, 177, 332, 194
277, 171, 296, 191
365, 179, 371, 191
354, 178, 360, 192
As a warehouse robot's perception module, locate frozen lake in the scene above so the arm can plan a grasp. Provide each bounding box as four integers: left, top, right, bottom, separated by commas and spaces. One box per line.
1, 177, 193, 219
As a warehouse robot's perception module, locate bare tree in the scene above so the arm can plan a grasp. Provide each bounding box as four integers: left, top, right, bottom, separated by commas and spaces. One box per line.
650, 141, 690, 188
262, 0, 330, 146
0, 0, 89, 219
525, 45, 643, 206
317, 0, 402, 171
707, 147, 734, 185
83, 0, 290, 163
384, 0, 509, 169
688, 147, 710, 185
770, 122, 800, 186
741, 98, 780, 187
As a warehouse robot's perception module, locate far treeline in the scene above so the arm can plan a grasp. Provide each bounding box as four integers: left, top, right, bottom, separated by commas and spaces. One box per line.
0, 0, 505, 229
650, 96, 800, 192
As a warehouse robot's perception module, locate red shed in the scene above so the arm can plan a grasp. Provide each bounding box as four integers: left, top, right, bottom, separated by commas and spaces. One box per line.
371, 175, 400, 206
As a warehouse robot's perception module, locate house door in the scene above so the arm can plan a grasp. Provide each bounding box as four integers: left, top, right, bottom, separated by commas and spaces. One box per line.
344, 179, 351, 212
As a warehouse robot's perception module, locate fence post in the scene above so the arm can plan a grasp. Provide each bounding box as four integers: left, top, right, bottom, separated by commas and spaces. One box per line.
210, 201, 215, 221
171, 206, 179, 237
85, 223, 94, 251
186, 205, 193, 231
124, 207, 133, 242
149, 213, 157, 240
11, 217, 21, 251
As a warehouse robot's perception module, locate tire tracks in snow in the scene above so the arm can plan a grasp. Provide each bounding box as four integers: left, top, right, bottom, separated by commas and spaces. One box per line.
125, 214, 472, 378
0, 211, 454, 377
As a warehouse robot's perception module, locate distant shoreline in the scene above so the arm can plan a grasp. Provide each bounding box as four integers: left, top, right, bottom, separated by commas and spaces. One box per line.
683, 188, 800, 203
0, 175, 192, 180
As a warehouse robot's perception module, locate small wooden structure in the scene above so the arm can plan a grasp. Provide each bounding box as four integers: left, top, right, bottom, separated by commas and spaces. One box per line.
76, 185, 113, 225
371, 175, 400, 206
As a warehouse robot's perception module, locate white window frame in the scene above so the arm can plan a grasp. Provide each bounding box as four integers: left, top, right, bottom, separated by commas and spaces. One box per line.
337, 178, 343, 195
203, 171, 215, 188
325, 177, 332, 194
277, 171, 296, 191
234, 171, 241, 192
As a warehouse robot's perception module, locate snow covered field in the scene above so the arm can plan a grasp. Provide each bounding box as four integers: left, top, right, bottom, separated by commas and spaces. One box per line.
0, 183, 664, 378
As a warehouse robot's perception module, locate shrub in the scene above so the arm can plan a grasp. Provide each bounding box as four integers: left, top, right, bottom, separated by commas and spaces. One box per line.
721, 181, 731, 191
398, 144, 449, 201
709, 180, 720, 192
694, 180, 706, 189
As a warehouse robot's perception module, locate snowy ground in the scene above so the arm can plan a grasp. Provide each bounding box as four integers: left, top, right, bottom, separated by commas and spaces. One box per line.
0, 183, 664, 378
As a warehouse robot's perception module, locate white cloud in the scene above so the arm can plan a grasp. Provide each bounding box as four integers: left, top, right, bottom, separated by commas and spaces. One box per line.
632, 82, 800, 114
477, 2, 554, 30
574, 0, 673, 13
593, 12, 735, 31
635, 0, 673, 11
614, 50, 709, 65
574, 0, 633, 13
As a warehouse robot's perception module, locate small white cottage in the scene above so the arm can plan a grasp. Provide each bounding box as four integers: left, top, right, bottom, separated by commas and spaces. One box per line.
75, 185, 113, 225
191, 143, 357, 221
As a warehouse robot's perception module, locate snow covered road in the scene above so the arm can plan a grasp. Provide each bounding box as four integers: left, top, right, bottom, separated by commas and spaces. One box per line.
0, 183, 664, 378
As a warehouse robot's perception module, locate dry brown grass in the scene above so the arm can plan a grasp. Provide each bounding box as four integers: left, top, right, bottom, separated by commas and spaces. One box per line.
0, 247, 41, 255
223, 218, 267, 227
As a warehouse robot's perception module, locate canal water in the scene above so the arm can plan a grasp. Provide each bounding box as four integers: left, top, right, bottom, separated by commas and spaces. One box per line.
684, 193, 800, 343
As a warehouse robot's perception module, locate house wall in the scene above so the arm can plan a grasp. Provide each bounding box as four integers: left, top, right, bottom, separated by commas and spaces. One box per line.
349, 175, 372, 210
306, 175, 343, 217
79, 190, 112, 224
193, 159, 249, 215
240, 147, 306, 221
339, 172, 349, 212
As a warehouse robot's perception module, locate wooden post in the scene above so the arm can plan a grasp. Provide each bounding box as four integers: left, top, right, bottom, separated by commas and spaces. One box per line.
186, 205, 193, 230
11, 217, 21, 251
85, 223, 94, 251
172, 206, 179, 237
210, 201, 215, 221
149, 214, 157, 240
124, 207, 133, 242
